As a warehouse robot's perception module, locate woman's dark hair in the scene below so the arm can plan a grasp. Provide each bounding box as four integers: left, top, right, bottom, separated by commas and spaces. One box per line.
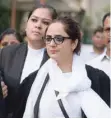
0, 28, 23, 43
49, 16, 81, 55
28, 4, 57, 20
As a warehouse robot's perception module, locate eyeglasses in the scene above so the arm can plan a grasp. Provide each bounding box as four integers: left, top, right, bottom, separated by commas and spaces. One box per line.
44, 35, 71, 45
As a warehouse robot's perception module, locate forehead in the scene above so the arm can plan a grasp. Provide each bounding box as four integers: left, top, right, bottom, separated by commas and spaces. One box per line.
103, 16, 110, 28
47, 22, 66, 34
95, 31, 102, 35
31, 8, 52, 20
2, 34, 16, 41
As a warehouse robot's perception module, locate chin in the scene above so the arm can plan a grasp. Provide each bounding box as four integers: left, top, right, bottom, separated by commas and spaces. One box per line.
49, 54, 57, 60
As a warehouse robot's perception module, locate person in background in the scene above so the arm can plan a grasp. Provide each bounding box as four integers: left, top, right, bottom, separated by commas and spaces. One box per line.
87, 12, 110, 78
0, 4, 57, 117
80, 26, 105, 62
23, 16, 110, 118
0, 28, 23, 48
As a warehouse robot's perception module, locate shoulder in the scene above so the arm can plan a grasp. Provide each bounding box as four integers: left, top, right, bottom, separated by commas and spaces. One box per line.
86, 53, 104, 67
86, 56, 100, 66
85, 64, 109, 78
1, 43, 27, 54
0, 43, 27, 58
85, 64, 110, 91
0, 43, 27, 68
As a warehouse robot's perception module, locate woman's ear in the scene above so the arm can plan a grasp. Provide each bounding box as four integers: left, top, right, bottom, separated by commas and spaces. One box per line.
72, 39, 78, 51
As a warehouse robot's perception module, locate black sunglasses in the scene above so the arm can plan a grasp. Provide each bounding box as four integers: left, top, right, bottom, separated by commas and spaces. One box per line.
44, 35, 71, 45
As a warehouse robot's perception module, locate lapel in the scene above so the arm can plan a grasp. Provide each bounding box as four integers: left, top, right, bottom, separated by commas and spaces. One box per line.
39, 49, 49, 68
7, 43, 27, 87
7, 47, 49, 88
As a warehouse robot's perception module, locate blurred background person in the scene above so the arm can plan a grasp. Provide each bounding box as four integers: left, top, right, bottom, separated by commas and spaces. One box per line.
0, 28, 23, 48
87, 12, 110, 78
80, 26, 105, 62
91, 26, 105, 55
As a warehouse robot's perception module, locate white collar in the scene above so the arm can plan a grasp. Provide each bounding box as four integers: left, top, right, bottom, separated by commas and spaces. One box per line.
28, 45, 45, 56
100, 49, 110, 61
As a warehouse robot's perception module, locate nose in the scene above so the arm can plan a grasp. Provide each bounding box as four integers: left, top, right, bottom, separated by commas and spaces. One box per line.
49, 39, 56, 46
8, 41, 11, 45
35, 20, 42, 29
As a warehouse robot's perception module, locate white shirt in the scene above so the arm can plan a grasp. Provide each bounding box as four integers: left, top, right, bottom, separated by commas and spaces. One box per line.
20, 46, 44, 83
80, 44, 104, 62
87, 51, 110, 79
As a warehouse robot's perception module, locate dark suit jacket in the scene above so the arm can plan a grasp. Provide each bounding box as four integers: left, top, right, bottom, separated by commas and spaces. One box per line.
0, 43, 110, 118
0, 43, 49, 117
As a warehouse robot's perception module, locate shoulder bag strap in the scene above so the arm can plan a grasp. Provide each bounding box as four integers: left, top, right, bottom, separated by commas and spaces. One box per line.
55, 91, 69, 118
34, 74, 49, 118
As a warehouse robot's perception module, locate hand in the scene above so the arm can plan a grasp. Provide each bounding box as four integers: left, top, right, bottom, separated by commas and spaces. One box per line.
1, 81, 8, 98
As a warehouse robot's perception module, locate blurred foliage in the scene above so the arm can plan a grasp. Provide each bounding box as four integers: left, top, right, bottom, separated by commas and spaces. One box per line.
0, 0, 24, 35
16, 10, 24, 31
0, 0, 11, 34
81, 15, 93, 44
81, 4, 110, 44
96, 4, 110, 26
0, 6, 11, 34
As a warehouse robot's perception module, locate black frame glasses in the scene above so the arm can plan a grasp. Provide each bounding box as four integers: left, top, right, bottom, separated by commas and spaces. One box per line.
44, 35, 71, 45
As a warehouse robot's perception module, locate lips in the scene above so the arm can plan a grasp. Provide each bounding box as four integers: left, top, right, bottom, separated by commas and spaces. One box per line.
32, 31, 40, 35
50, 50, 57, 54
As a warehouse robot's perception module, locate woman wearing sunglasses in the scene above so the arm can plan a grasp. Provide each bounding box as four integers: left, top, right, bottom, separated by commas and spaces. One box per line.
24, 16, 110, 118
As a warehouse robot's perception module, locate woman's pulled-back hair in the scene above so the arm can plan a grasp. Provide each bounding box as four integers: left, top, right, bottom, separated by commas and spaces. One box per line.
28, 4, 57, 20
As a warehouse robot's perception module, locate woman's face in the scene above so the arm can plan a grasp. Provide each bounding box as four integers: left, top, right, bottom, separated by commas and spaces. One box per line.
26, 8, 52, 42
1, 34, 19, 48
46, 22, 76, 62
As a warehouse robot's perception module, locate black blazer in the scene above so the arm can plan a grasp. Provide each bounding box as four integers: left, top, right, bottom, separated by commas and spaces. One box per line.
0, 43, 49, 117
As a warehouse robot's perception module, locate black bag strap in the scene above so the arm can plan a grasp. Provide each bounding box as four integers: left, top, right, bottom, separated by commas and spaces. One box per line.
34, 74, 49, 118
55, 91, 86, 118
55, 91, 69, 118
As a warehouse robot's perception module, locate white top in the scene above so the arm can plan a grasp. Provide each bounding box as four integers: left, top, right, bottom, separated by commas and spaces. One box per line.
20, 46, 44, 83
23, 55, 110, 118
87, 50, 110, 79
38, 78, 82, 118
80, 44, 104, 62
